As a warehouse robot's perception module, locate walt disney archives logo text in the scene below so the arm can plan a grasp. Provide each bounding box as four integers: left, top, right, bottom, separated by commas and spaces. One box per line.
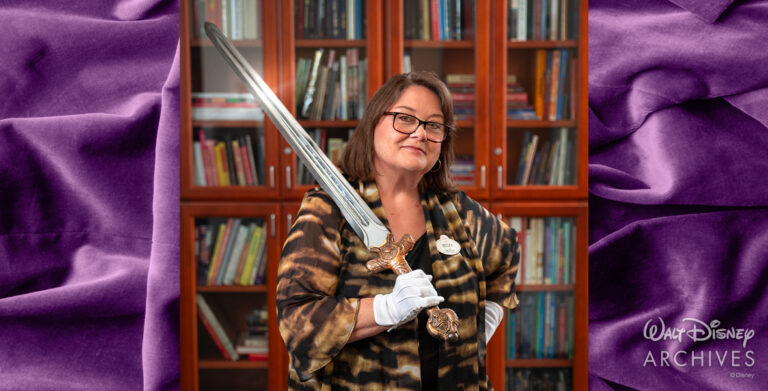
641, 317, 756, 368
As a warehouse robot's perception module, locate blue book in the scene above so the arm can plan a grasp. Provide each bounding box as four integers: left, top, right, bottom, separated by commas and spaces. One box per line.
355, 0, 363, 39
556, 50, 569, 120
537, 292, 544, 359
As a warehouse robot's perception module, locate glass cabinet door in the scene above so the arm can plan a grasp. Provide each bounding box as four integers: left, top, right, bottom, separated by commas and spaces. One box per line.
184, 0, 280, 200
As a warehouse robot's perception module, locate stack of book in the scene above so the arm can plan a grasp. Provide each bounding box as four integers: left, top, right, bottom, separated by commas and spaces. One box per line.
236, 307, 269, 361
507, 216, 576, 285
507, 368, 572, 391
193, 130, 265, 187
508, 0, 579, 41
450, 156, 475, 186
512, 129, 573, 186
446, 74, 475, 120
191, 93, 264, 121
507, 292, 574, 360
296, 48, 367, 121
295, 0, 366, 39
403, 0, 476, 41
532, 49, 575, 121
507, 74, 538, 120
191, 0, 262, 41
196, 218, 268, 286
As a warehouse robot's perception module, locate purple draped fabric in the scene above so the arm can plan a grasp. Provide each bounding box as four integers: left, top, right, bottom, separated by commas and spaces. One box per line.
589, 0, 768, 390
0, 1, 180, 390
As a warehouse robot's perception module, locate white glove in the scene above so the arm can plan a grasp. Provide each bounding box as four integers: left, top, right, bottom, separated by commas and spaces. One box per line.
373, 269, 444, 329
485, 301, 504, 343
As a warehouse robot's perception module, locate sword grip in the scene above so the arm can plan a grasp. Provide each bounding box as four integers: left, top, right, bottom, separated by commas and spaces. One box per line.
367, 233, 460, 342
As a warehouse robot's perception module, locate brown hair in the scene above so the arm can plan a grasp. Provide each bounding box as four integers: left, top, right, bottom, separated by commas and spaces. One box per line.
338, 71, 457, 192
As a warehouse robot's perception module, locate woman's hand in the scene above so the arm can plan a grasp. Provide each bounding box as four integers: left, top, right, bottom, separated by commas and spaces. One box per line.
373, 269, 444, 328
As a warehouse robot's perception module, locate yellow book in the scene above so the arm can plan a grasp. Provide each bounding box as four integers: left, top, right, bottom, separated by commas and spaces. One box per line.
206, 223, 227, 284
214, 142, 231, 186
239, 224, 264, 286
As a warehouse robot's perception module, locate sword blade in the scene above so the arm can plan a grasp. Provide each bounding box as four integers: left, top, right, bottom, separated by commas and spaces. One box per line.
204, 22, 389, 249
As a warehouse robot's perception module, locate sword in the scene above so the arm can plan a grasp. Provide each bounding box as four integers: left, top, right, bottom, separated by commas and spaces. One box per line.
204, 22, 459, 342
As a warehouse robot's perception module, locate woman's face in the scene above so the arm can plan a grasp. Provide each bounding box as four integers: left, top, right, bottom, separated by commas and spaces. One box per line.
372, 85, 443, 180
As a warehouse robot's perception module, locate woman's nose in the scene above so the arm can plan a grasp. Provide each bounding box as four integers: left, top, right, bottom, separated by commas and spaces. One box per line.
410, 123, 428, 140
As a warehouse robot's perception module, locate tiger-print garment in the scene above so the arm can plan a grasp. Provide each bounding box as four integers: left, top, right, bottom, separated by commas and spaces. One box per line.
276, 179, 520, 390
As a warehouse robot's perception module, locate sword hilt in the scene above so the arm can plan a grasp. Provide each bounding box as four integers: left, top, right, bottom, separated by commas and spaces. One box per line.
367, 233, 460, 342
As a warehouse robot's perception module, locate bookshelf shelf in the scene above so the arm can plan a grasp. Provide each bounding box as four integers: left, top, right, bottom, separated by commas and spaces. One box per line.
506, 120, 576, 128
517, 284, 575, 292
197, 285, 268, 293
404, 40, 474, 49
198, 360, 269, 369
453, 119, 473, 128
193, 120, 266, 128
507, 359, 573, 368
298, 120, 358, 128
295, 39, 367, 48
192, 39, 264, 48
507, 40, 578, 49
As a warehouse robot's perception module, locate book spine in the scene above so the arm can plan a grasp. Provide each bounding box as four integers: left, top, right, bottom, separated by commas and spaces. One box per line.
231, 139, 246, 186
216, 219, 242, 285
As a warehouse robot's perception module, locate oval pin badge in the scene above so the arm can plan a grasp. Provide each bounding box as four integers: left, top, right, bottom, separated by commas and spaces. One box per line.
436, 235, 461, 255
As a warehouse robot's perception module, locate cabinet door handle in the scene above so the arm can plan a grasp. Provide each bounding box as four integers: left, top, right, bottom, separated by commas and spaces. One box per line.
497, 166, 503, 189
270, 213, 276, 238
287, 213, 293, 234
286, 166, 292, 189
480, 165, 486, 189
269, 165, 275, 188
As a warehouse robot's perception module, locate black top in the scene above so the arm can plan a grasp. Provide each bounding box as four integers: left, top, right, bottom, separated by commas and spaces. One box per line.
405, 234, 438, 391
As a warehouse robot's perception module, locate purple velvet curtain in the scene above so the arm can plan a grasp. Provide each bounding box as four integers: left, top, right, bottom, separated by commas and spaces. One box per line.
589, 0, 768, 390
0, 1, 180, 389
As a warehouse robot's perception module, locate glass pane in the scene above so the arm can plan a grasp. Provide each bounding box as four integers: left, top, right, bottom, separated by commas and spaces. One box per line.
295, 48, 368, 121
193, 127, 266, 187
294, 0, 366, 39
506, 367, 573, 390
506, 128, 576, 186
194, 217, 268, 286
190, 1, 266, 188
507, 49, 576, 122
403, 0, 475, 41
296, 128, 354, 186
403, 0, 477, 188
507, 292, 574, 360
507, 0, 579, 41
505, 216, 576, 284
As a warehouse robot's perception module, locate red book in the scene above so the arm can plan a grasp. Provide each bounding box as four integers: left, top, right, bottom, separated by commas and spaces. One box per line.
247, 353, 268, 361
430, 0, 440, 40
204, 140, 219, 186
240, 144, 254, 186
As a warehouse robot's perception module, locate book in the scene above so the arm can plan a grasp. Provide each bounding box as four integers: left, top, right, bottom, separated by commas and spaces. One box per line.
196, 294, 240, 361
222, 224, 251, 285
301, 49, 325, 118
206, 222, 228, 285
231, 138, 246, 186
193, 141, 206, 186
216, 218, 242, 285
239, 223, 264, 285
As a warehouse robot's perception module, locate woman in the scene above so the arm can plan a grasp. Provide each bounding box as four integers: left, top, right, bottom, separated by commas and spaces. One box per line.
277, 71, 519, 390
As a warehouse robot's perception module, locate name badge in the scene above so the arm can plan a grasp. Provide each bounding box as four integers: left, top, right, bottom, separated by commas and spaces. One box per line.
436, 235, 461, 255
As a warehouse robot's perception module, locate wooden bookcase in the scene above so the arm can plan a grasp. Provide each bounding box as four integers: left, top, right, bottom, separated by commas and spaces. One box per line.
180, 1, 587, 390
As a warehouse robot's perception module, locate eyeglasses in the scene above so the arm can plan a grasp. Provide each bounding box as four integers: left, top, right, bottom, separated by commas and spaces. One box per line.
384, 112, 450, 143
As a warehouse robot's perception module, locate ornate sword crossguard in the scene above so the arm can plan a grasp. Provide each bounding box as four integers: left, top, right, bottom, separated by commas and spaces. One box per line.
366, 233, 460, 342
